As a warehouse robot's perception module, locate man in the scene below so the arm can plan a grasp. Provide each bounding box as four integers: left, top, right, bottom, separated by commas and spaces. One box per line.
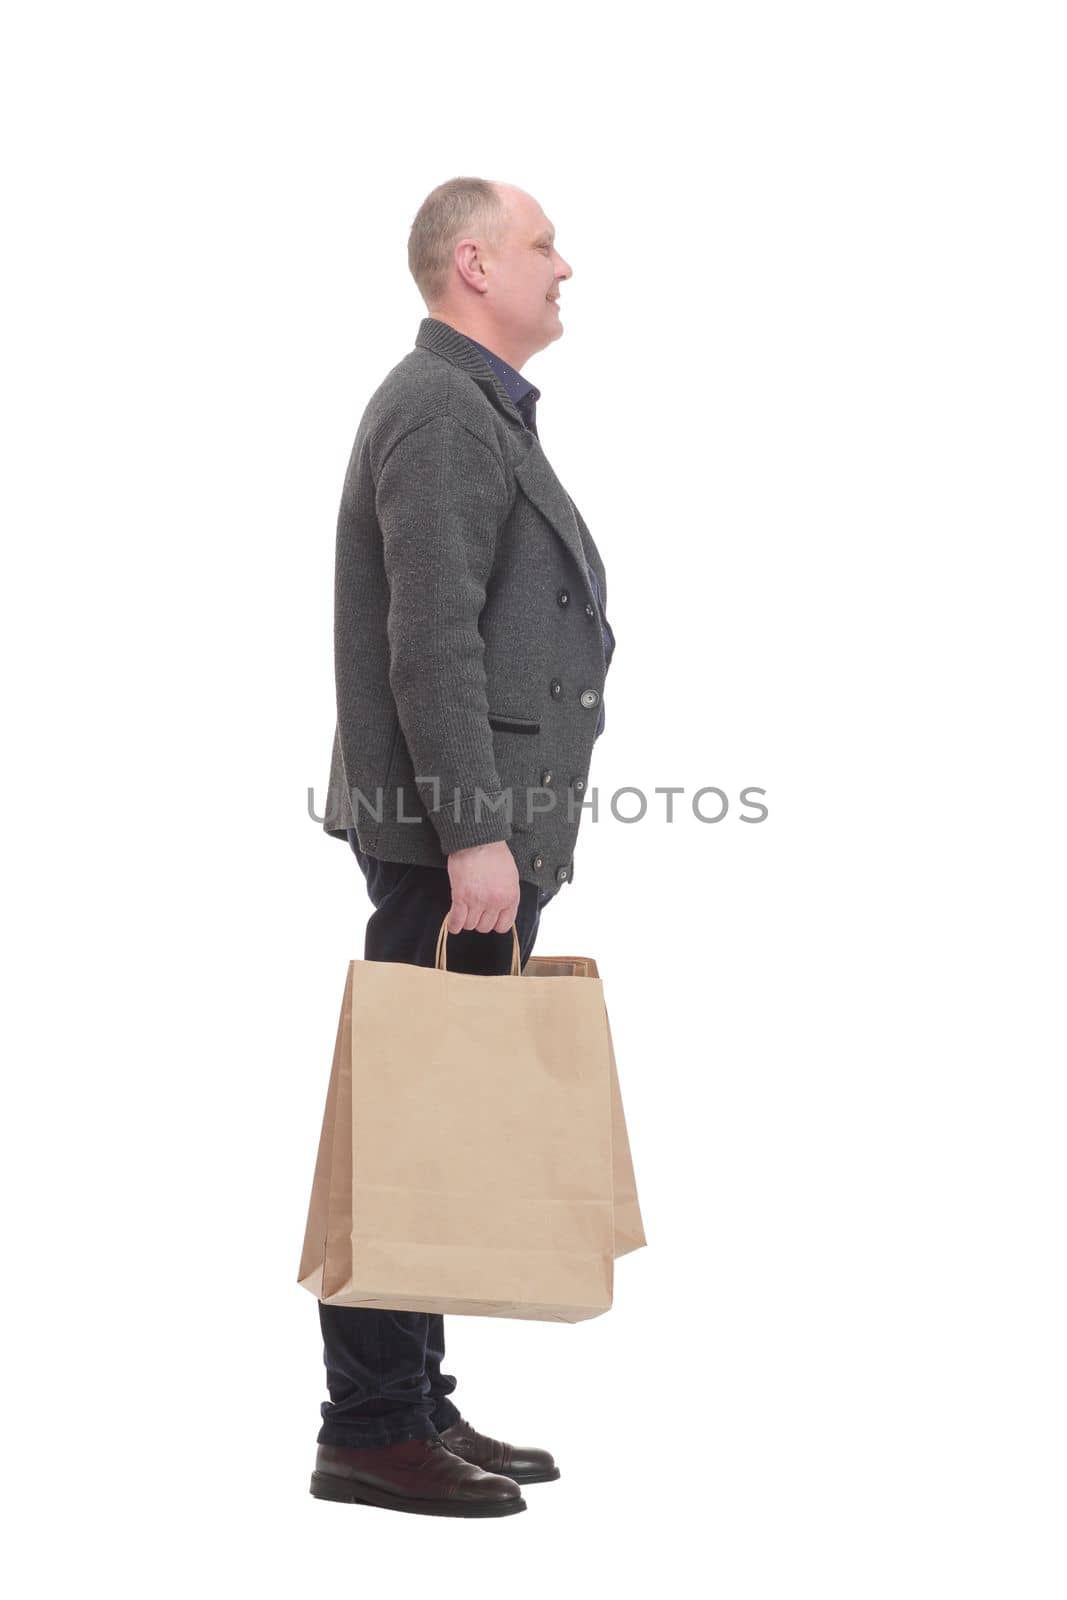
311, 177, 616, 1518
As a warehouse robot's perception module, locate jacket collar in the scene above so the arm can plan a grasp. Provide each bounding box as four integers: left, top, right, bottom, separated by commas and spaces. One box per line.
415, 316, 526, 429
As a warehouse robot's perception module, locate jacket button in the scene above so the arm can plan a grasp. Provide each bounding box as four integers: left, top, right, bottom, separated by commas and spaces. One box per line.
550, 678, 562, 698
584, 601, 596, 619
572, 776, 586, 793
557, 588, 570, 607
555, 864, 569, 885
541, 770, 553, 786
580, 688, 600, 708
532, 852, 544, 871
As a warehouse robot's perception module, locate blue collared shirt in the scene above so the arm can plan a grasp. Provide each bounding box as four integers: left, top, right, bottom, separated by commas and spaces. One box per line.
462, 334, 615, 738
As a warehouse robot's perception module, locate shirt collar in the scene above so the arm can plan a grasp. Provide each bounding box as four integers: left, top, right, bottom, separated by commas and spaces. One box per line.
453, 332, 540, 413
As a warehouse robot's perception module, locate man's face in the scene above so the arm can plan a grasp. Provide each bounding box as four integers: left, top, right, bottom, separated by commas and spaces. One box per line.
484, 186, 572, 357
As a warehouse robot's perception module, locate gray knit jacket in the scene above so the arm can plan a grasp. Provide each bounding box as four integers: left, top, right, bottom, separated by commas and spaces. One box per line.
321, 316, 614, 893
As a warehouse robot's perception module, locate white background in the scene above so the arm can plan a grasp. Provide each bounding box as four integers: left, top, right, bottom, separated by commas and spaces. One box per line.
3, 3, 1064, 1594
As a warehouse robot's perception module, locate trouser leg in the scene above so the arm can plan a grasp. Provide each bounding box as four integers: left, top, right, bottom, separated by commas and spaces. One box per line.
425, 1313, 462, 1432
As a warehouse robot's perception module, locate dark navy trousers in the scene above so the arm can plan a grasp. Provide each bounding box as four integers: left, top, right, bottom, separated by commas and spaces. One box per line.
315, 830, 554, 1448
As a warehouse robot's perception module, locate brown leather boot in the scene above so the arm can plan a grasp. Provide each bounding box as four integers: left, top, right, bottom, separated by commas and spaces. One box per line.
309, 1436, 527, 1517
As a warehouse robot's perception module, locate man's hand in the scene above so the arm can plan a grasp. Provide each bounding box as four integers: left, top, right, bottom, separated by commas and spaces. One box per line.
446, 840, 520, 934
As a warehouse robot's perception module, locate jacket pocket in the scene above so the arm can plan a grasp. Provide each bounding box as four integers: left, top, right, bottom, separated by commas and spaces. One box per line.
488, 713, 541, 735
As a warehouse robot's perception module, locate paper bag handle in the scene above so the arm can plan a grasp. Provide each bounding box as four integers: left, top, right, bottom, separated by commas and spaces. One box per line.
434, 913, 521, 976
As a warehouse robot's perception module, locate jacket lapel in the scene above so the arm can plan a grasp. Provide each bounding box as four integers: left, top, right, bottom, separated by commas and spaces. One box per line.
512, 434, 594, 590
415, 316, 597, 596
567, 492, 607, 604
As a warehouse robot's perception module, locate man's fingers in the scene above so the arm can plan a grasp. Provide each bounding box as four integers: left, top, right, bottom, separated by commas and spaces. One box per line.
492, 902, 519, 935
448, 900, 500, 933
448, 899, 519, 936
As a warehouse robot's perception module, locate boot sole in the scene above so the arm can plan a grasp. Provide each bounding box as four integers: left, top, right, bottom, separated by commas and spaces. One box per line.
504, 1466, 561, 1484
309, 1471, 527, 1517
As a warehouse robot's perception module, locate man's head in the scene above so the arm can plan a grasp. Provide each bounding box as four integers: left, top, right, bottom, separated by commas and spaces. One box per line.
408, 177, 572, 370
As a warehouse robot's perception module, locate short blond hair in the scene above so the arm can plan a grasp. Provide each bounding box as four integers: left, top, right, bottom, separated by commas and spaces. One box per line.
408, 177, 508, 308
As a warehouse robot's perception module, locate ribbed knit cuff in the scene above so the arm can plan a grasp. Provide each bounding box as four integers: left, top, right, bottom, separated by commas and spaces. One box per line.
429, 788, 514, 856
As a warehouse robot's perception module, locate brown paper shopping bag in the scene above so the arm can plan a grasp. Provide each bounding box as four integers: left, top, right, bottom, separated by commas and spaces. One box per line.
298, 917, 645, 1322
522, 953, 646, 1258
